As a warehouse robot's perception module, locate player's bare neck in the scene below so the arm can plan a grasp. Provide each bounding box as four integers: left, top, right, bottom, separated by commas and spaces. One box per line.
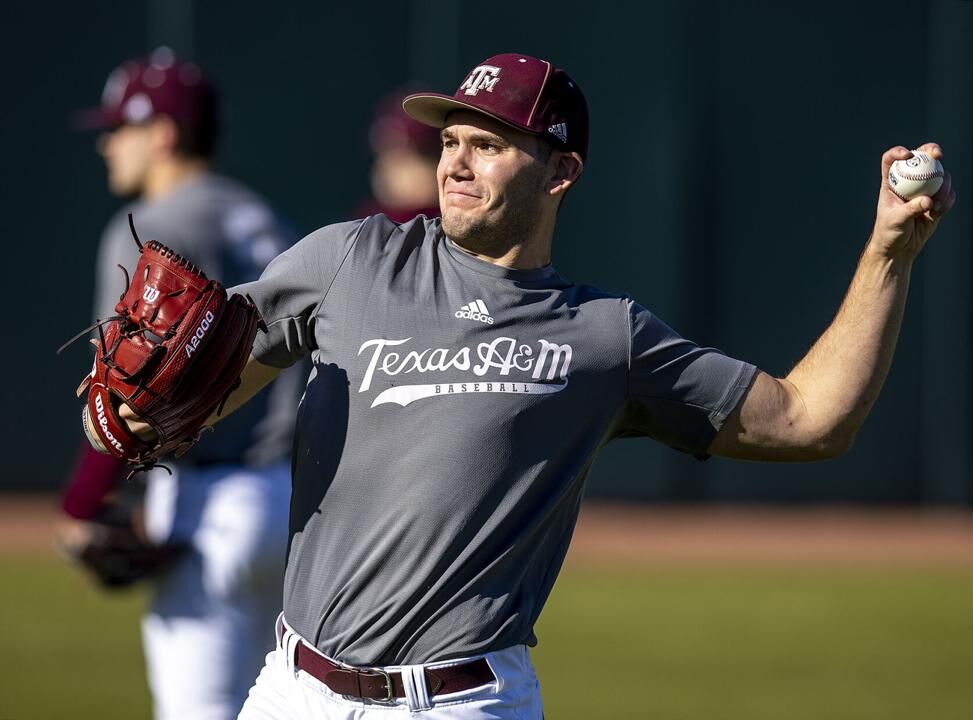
450, 236, 551, 270
448, 212, 556, 270
143, 157, 210, 201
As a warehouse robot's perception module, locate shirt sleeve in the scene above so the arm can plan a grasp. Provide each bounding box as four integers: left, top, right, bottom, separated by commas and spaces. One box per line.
620, 300, 757, 456
215, 201, 296, 286
61, 443, 127, 519
232, 219, 365, 368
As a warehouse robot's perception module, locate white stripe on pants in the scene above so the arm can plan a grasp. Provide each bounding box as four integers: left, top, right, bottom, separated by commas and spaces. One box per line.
238, 616, 543, 719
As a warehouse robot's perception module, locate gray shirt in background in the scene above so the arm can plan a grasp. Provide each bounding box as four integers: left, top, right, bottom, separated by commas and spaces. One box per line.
95, 172, 302, 467
236, 214, 756, 665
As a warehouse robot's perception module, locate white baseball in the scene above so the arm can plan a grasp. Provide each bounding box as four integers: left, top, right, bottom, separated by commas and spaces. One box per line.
81, 405, 109, 454
887, 150, 944, 200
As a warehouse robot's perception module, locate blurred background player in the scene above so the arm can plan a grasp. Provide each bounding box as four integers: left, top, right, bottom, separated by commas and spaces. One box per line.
61, 47, 302, 720
355, 88, 441, 222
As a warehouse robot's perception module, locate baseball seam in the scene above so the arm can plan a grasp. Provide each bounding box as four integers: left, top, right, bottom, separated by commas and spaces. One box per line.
894, 169, 943, 181
889, 184, 940, 202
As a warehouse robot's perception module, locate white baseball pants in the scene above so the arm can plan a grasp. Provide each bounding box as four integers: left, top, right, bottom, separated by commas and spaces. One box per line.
237, 616, 544, 719
142, 462, 291, 720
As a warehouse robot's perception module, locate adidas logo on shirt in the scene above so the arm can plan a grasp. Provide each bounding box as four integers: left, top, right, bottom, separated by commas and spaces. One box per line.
455, 299, 494, 324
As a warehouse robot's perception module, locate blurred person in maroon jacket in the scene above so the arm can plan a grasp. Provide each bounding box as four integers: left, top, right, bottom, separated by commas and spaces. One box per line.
356, 89, 440, 222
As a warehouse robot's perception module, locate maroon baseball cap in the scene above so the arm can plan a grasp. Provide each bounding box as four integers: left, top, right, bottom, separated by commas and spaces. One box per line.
370, 88, 442, 157
403, 53, 589, 162
74, 47, 219, 132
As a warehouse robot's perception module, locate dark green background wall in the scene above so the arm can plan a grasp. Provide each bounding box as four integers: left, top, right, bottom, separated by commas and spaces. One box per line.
4, 0, 971, 503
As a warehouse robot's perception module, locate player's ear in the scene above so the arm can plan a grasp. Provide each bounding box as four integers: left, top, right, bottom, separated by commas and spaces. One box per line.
547, 151, 583, 198
149, 116, 180, 156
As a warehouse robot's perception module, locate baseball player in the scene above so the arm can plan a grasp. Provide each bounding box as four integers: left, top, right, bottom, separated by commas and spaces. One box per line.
114, 53, 954, 719
62, 48, 302, 720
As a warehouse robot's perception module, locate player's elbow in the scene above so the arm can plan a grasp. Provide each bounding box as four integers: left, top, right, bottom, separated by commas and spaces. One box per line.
778, 409, 856, 461
780, 381, 857, 460
803, 422, 857, 460
818, 437, 855, 460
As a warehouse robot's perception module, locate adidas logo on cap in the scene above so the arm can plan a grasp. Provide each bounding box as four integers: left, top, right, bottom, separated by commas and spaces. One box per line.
548, 122, 568, 144
455, 299, 494, 324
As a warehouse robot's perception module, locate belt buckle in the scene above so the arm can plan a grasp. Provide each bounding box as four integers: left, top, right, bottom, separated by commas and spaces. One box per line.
366, 667, 394, 704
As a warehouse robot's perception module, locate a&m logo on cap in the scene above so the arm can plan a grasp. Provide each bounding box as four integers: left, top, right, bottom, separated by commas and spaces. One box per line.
461, 65, 502, 96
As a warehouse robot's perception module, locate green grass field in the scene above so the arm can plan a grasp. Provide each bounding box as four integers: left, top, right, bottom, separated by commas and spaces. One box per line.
2, 555, 972, 719
534, 564, 973, 719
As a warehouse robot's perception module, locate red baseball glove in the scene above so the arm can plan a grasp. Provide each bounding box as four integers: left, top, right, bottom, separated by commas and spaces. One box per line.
65, 215, 264, 472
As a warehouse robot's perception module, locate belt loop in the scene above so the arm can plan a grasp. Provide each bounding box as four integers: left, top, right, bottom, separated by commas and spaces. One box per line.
274, 613, 286, 649
400, 664, 432, 711
280, 625, 301, 674
289, 635, 303, 674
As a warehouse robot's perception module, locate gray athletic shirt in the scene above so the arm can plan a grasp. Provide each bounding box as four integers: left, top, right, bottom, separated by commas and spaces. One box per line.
237, 214, 756, 665
95, 172, 300, 466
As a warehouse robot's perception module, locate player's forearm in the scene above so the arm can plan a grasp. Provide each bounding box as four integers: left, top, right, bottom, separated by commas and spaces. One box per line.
784, 243, 913, 454
205, 354, 283, 425
119, 355, 282, 440
711, 145, 952, 462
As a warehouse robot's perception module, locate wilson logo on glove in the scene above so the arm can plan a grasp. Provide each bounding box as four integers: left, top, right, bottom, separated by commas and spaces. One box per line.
94, 392, 125, 453
59, 214, 267, 474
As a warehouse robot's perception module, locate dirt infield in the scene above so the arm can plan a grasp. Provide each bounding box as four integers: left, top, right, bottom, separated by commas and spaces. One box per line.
570, 504, 973, 567
0, 494, 63, 554
3, 493, 972, 566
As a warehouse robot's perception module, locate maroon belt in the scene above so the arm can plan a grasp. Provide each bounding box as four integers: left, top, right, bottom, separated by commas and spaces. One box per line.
294, 641, 495, 702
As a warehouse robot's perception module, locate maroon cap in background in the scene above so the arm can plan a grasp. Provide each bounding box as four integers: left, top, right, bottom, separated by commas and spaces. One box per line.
74, 47, 219, 133
402, 53, 589, 162
370, 88, 443, 158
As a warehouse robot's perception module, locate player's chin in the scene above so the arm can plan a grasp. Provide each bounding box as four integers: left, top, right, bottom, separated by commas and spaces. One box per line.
440, 209, 467, 239
107, 174, 141, 198
441, 208, 485, 242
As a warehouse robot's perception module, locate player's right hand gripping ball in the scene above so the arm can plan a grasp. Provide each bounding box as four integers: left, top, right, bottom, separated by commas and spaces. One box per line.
887, 150, 944, 200
71, 215, 266, 472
